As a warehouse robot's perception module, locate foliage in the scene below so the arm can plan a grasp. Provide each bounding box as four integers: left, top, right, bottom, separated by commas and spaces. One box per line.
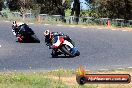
85, 0, 132, 20
0, 72, 68, 88
36, 0, 64, 16
0, 0, 2, 11
65, 9, 71, 16
3, 0, 79, 18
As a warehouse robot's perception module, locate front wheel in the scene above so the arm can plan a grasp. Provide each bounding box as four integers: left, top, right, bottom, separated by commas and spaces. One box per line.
60, 45, 74, 57
75, 50, 80, 56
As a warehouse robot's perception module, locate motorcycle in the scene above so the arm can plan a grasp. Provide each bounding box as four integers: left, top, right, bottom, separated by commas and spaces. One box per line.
13, 26, 40, 43
50, 35, 80, 58
17, 33, 40, 43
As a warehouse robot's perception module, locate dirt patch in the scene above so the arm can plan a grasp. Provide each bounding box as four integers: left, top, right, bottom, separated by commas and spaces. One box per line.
48, 70, 132, 87
47, 75, 77, 86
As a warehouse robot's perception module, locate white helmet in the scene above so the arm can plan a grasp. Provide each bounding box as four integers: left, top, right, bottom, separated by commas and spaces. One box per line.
12, 21, 17, 27
44, 30, 50, 36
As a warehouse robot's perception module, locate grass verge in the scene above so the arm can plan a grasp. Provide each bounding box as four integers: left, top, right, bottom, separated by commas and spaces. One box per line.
0, 71, 68, 88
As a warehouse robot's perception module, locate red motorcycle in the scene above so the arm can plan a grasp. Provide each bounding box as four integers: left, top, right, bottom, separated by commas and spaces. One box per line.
51, 36, 80, 58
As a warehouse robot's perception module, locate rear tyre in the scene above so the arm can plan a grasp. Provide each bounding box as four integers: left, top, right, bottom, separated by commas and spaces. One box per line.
31, 35, 40, 43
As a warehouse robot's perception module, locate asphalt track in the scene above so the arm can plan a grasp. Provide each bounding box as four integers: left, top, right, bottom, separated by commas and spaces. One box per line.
0, 21, 132, 71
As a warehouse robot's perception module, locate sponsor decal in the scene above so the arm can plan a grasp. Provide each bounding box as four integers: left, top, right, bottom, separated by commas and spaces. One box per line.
76, 66, 131, 85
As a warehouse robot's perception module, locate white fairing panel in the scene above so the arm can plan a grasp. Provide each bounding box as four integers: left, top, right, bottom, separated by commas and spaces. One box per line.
63, 40, 74, 48
53, 36, 61, 47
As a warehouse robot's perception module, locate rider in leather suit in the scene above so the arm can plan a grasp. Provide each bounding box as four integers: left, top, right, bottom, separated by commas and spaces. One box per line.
12, 21, 34, 37
43, 30, 77, 56
44, 30, 73, 49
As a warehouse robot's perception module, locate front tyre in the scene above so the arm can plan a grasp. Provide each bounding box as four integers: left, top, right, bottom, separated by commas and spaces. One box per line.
75, 50, 80, 56
61, 45, 74, 57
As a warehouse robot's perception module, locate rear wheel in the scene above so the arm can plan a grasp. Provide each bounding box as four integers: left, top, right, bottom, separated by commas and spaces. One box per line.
31, 35, 40, 43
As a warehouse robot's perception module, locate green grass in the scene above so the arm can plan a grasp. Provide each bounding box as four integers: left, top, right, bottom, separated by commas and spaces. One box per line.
0, 72, 68, 88
0, 71, 97, 88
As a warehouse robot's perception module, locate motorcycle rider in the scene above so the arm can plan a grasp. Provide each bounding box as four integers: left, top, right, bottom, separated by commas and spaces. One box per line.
12, 21, 34, 36
12, 21, 34, 42
12, 21, 22, 36
43, 30, 77, 56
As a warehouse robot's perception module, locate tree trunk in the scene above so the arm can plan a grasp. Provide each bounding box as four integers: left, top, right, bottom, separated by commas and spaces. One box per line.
75, 0, 80, 24
0, 0, 2, 11
71, 0, 80, 24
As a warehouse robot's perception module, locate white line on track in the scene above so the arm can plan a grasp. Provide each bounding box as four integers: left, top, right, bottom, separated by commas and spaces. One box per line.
57, 24, 63, 26
117, 68, 124, 70
81, 27, 87, 28
122, 30, 130, 32
44, 24, 50, 25
0, 45, 1, 48
4, 21, 10, 22
111, 29, 117, 30
29, 23, 34, 24
70, 26, 75, 27
98, 28, 103, 29
127, 67, 132, 69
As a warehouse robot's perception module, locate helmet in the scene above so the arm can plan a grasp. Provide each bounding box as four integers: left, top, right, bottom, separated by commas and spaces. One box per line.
44, 30, 51, 39
44, 30, 50, 36
12, 21, 17, 27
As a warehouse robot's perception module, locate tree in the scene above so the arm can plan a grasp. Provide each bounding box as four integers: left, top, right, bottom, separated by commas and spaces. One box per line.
0, 0, 3, 11
85, 0, 132, 20
8, 0, 19, 11
71, 0, 80, 24
36, 0, 65, 16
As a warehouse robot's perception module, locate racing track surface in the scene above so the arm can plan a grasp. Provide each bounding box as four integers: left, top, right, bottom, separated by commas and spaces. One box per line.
0, 21, 132, 71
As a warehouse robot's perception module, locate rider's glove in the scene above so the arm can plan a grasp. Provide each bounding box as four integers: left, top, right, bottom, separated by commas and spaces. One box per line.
46, 43, 49, 46
48, 45, 53, 49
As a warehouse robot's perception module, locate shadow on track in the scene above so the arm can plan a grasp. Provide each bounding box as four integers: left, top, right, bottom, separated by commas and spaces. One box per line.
50, 55, 74, 58
16, 40, 40, 43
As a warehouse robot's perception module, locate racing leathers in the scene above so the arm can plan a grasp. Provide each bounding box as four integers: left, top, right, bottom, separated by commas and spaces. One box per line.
45, 32, 77, 56
12, 23, 34, 38
45, 32, 73, 49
